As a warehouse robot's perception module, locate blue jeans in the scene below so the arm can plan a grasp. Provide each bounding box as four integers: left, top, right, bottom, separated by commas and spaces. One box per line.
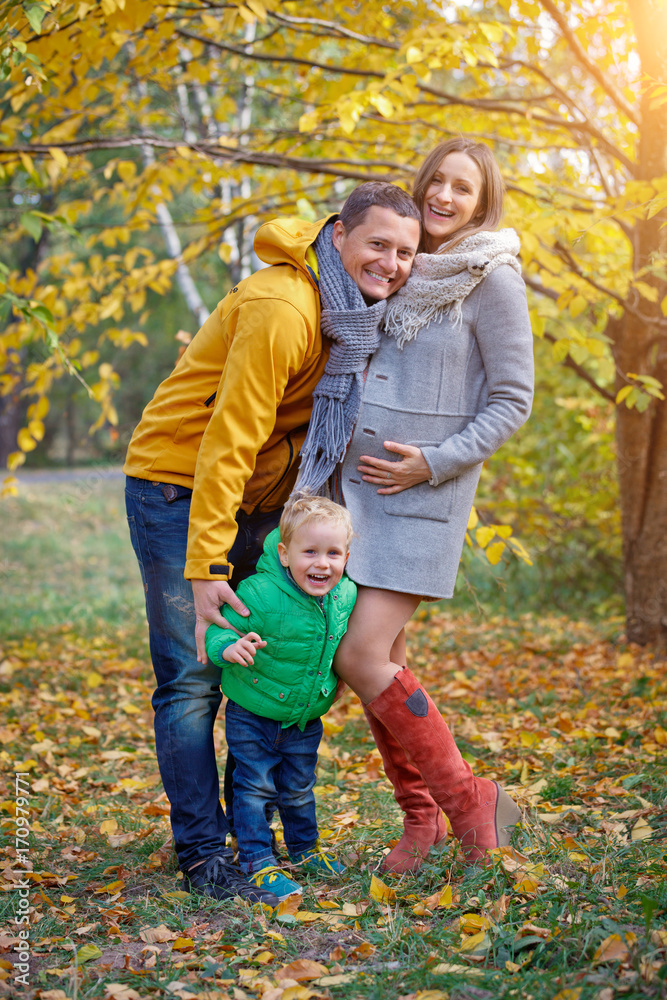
225, 700, 322, 872
124, 475, 281, 869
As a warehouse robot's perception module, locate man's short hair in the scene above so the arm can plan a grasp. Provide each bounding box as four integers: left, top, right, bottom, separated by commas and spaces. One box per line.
338, 182, 421, 234
280, 492, 354, 548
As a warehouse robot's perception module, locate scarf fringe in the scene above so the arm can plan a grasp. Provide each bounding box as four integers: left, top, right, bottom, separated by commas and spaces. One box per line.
296, 222, 385, 493
298, 395, 349, 489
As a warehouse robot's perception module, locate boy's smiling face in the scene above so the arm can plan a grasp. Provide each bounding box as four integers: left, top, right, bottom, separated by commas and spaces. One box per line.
278, 520, 350, 597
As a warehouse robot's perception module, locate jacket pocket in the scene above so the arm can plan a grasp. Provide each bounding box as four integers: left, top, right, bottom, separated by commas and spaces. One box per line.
254, 673, 293, 713
382, 442, 456, 523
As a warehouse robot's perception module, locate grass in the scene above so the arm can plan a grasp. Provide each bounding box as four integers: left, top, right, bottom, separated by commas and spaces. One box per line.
0, 478, 666, 999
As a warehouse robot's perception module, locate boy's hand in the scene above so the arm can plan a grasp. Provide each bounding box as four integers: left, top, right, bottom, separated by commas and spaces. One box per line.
222, 632, 266, 666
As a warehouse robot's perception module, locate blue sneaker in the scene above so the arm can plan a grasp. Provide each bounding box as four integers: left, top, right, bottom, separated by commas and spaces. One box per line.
250, 865, 302, 902
290, 840, 346, 876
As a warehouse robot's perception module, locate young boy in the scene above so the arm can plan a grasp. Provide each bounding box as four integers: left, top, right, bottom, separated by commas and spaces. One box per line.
205, 494, 356, 901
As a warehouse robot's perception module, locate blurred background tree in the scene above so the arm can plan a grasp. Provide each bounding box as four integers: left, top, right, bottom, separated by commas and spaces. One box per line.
1, 0, 665, 643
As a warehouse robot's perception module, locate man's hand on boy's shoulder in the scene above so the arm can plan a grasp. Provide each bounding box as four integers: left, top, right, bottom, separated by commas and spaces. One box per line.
222, 632, 267, 667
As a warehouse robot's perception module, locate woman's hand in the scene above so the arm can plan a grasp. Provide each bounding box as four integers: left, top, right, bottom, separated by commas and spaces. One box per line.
358, 441, 431, 494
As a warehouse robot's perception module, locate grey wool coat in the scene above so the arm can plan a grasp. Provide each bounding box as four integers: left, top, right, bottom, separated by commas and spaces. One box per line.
341, 264, 534, 599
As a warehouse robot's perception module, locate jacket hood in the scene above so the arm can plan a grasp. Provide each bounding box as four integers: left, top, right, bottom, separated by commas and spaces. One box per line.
253, 214, 337, 281
257, 527, 310, 604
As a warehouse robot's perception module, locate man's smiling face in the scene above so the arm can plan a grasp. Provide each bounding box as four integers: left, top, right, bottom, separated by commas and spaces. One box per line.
332, 205, 420, 303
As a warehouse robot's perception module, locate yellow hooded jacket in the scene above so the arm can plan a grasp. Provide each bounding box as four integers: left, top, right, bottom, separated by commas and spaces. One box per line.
123, 215, 331, 581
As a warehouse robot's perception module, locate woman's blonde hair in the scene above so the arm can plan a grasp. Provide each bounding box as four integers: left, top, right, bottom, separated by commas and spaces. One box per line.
412, 138, 505, 253
280, 492, 354, 548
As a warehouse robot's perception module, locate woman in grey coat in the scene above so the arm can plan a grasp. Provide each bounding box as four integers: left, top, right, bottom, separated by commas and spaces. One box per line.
334, 139, 534, 874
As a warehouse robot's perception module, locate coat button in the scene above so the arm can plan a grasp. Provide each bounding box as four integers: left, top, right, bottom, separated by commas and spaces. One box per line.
328, 635, 333, 640
252, 678, 258, 684
309, 670, 314, 675
318, 671, 322, 675
333, 595, 338, 600
279, 693, 284, 699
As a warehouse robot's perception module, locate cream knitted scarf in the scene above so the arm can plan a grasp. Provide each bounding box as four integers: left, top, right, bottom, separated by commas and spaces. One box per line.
383, 228, 521, 349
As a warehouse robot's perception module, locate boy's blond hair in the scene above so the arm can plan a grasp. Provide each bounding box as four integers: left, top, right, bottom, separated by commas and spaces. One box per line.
280, 492, 354, 548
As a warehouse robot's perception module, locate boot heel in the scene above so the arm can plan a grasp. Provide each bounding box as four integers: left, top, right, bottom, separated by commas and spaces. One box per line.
493, 782, 521, 847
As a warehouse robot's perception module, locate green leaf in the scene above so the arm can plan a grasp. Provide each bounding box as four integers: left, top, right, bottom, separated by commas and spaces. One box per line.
23, 3, 47, 34
641, 895, 658, 933
29, 304, 54, 324
20, 212, 43, 242
75, 943, 103, 965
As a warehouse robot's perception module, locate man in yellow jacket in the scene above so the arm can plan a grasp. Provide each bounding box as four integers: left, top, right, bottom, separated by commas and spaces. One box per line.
124, 182, 421, 905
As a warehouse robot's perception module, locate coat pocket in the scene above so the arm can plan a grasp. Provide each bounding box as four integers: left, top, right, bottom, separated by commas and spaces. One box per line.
382, 442, 456, 523
253, 673, 293, 714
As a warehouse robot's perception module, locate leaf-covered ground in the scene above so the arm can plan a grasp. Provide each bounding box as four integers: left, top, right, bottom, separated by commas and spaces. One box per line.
1, 612, 666, 1000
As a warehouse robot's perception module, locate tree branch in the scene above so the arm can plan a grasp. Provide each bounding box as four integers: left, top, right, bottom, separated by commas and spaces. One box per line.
1, 138, 403, 183
524, 276, 616, 403
175, 28, 384, 78
174, 27, 634, 173
267, 11, 399, 50
553, 240, 667, 330
538, 0, 639, 125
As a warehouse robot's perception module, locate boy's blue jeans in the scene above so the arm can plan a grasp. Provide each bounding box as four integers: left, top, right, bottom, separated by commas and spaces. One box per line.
124, 475, 281, 870
225, 699, 322, 872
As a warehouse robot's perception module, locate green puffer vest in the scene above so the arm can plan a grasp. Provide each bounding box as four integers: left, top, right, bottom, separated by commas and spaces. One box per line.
205, 528, 357, 730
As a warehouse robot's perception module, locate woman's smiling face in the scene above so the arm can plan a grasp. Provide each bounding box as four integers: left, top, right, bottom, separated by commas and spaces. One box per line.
422, 151, 483, 253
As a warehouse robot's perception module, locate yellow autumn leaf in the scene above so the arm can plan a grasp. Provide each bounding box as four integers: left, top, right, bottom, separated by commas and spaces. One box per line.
7, 451, 26, 471
276, 959, 329, 981
486, 540, 506, 565
108, 831, 138, 847
459, 930, 490, 953
475, 525, 495, 548
369, 874, 396, 904
282, 987, 316, 1000
467, 506, 479, 530
17, 428, 37, 452
460, 912, 491, 934
104, 984, 142, 1000
94, 879, 125, 894
140, 924, 177, 943
99, 819, 118, 835
171, 937, 194, 951
631, 818, 653, 841
75, 943, 103, 965
593, 933, 630, 964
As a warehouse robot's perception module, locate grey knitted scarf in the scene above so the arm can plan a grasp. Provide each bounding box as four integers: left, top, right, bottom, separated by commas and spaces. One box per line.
384, 228, 521, 349
297, 221, 386, 492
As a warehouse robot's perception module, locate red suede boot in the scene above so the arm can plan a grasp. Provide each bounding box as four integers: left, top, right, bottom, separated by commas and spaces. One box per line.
366, 667, 520, 864
364, 707, 447, 874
